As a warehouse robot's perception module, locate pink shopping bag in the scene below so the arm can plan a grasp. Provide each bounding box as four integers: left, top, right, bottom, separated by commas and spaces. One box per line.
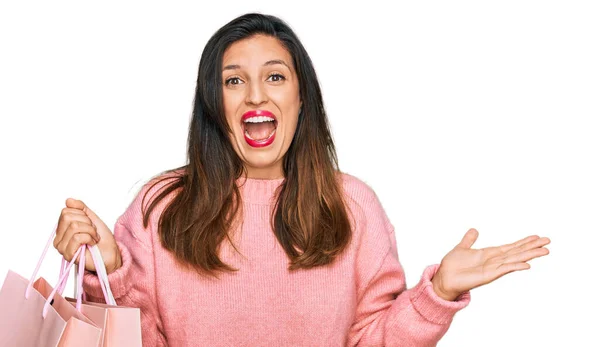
57, 245, 142, 347
64, 298, 142, 347
0, 227, 102, 346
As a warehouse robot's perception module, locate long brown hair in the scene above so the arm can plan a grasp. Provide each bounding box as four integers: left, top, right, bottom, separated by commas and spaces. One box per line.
140, 13, 352, 278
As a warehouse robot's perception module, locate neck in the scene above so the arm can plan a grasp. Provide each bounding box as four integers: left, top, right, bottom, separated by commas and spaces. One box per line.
244, 163, 284, 180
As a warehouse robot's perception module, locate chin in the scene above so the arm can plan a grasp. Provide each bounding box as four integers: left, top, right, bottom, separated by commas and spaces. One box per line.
242, 152, 280, 168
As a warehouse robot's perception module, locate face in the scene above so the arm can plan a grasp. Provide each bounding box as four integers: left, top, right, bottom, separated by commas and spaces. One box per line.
222, 34, 302, 179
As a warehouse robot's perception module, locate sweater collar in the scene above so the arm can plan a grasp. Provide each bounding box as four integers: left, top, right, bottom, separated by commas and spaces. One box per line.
236, 176, 285, 205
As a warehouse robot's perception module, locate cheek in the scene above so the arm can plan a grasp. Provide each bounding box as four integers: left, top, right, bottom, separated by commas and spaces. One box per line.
223, 92, 242, 131
272, 89, 301, 131
284, 115, 300, 140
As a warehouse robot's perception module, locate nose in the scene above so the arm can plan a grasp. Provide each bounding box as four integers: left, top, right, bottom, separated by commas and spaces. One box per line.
245, 79, 268, 106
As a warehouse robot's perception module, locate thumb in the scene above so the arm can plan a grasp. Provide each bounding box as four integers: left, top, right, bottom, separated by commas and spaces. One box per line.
457, 228, 479, 249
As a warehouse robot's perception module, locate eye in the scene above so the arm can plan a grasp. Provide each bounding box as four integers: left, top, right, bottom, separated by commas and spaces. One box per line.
267, 73, 286, 83
225, 77, 243, 86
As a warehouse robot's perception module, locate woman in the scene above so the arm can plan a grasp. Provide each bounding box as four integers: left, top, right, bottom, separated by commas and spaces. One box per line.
53, 13, 550, 346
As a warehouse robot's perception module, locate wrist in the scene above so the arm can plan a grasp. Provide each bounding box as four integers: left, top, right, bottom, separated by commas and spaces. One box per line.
432, 273, 460, 302
107, 254, 122, 275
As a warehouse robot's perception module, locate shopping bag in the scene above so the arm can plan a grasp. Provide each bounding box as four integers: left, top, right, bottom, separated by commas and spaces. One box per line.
0, 226, 102, 346
58, 245, 142, 347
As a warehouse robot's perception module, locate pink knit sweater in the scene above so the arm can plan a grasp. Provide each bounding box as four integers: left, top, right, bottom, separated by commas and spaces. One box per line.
83, 173, 470, 346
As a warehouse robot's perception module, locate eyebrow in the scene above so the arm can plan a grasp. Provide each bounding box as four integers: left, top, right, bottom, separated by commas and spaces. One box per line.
222, 59, 290, 71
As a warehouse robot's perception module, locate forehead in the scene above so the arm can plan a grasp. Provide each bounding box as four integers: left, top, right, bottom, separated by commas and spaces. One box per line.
222, 34, 293, 68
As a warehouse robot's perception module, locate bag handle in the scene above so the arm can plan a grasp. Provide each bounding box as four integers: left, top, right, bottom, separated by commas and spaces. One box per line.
25, 223, 117, 318
88, 245, 116, 305
45, 246, 117, 317
56, 247, 112, 301
40, 244, 85, 318
56, 245, 117, 306
25, 223, 60, 300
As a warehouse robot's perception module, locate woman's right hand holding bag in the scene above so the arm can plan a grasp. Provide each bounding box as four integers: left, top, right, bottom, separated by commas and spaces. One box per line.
54, 198, 122, 275
51, 199, 142, 346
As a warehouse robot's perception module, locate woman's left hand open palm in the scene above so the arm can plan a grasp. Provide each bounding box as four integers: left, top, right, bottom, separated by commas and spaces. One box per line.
432, 228, 551, 301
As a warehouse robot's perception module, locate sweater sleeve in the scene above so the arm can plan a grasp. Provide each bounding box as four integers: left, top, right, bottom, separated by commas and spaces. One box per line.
81, 182, 169, 347
346, 186, 470, 347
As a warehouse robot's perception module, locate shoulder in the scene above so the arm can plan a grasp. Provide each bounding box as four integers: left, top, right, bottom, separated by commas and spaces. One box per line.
338, 172, 379, 204
337, 172, 394, 233
337, 172, 384, 217
119, 167, 186, 229
337, 173, 397, 268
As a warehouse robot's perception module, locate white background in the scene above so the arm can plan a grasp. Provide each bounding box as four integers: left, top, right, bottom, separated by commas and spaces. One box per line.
1, 1, 598, 346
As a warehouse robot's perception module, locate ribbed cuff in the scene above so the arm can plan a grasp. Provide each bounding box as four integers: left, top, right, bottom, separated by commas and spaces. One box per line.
409, 264, 471, 325
82, 240, 133, 300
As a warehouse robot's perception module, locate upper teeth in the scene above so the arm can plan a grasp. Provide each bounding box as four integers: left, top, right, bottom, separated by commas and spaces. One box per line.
244, 116, 275, 123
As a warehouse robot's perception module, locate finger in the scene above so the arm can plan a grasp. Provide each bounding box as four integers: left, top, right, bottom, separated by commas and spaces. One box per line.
56, 221, 100, 256
56, 206, 88, 238
505, 237, 551, 256
496, 262, 531, 277
56, 207, 87, 239
498, 235, 540, 253
66, 198, 101, 222
55, 211, 95, 248
63, 233, 97, 271
457, 228, 479, 249
504, 247, 550, 264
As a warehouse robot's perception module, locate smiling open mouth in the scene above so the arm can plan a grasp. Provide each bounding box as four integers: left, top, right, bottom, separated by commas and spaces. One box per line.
241, 110, 278, 147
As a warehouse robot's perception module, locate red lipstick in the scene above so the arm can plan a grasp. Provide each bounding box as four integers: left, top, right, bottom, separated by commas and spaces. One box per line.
241, 110, 277, 148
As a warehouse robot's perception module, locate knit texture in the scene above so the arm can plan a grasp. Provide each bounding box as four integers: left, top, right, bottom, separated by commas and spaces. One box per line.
83, 173, 470, 346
